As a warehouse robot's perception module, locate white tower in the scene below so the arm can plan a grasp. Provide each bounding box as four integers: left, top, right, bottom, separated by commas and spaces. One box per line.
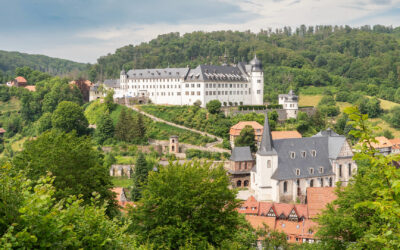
278, 90, 298, 119
120, 69, 127, 84
251, 114, 279, 201
249, 55, 264, 105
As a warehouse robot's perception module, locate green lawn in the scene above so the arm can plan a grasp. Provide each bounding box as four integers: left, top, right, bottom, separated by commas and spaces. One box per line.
0, 97, 21, 113
111, 177, 132, 188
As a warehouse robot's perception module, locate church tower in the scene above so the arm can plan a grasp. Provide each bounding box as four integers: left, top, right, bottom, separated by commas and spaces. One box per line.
251, 114, 279, 201
249, 55, 264, 105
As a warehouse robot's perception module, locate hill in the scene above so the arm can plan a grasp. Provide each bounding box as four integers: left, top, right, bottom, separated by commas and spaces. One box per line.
0, 50, 89, 80
90, 25, 400, 104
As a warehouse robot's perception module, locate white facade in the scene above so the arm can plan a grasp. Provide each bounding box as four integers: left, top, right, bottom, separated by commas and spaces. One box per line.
112, 56, 264, 107
278, 90, 298, 119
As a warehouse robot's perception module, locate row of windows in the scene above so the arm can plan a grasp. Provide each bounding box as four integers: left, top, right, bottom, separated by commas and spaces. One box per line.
122, 84, 180, 89
185, 83, 201, 88
185, 91, 201, 96
205, 90, 248, 96
290, 150, 317, 159
131, 92, 182, 97
126, 78, 181, 83
295, 166, 323, 176
283, 177, 334, 193
205, 83, 248, 88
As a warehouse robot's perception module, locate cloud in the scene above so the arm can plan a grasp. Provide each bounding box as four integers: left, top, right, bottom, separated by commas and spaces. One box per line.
1, 0, 400, 63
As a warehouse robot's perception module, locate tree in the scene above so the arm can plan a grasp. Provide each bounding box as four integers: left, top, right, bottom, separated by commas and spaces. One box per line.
235, 125, 257, 152
35, 112, 53, 135
134, 113, 147, 143
128, 161, 255, 248
206, 100, 222, 114
115, 108, 136, 142
388, 106, 400, 128
12, 130, 118, 216
52, 101, 88, 136
104, 89, 115, 112
193, 100, 202, 107
131, 153, 149, 201
317, 106, 400, 249
95, 113, 114, 144
0, 164, 136, 249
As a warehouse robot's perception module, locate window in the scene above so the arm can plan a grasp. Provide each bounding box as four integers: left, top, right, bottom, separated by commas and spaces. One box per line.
290, 152, 295, 159
296, 169, 300, 176
205, 84, 208, 88
257, 79, 261, 83
319, 167, 324, 173
311, 150, 316, 157
339, 164, 342, 177
191, 91, 194, 95
237, 180, 242, 187
185, 84, 189, 87
244, 180, 249, 187
283, 181, 288, 193
177, 92, 181, 96
301, 151, 306, 158
310, 179, 314, 187
329, 177, 333, 187
257, 90, 261, 94
185, 91, 189, 96
320, 178, 324, 186
191, 84, 194, 88
267, 160, 271, 168
348, 163, 352, 176
197, 84, 200, 88
309, 168, 314, 174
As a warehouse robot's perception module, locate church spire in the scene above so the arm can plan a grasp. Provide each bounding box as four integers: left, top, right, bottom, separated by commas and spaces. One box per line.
257, 113, 276, 155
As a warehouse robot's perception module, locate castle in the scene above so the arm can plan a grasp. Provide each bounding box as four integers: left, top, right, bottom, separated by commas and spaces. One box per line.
91, 55, 264, 107
250, 116, 356, 203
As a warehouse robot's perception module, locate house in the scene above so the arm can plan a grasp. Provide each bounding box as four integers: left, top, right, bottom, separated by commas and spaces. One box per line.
96, 55, 264, 108
278, 90, 299, 119
110, 165, 133, 178
251, 115, 356, 203
229, 121, 302, 148
228, 146, 255, 188
240, 188, 336, 244
389, 138, 400, 154
10, 76, 28, 87
371, 136, 393, 155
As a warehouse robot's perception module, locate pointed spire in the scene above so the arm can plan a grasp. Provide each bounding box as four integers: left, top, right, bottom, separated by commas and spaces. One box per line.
257, 113, 276, 155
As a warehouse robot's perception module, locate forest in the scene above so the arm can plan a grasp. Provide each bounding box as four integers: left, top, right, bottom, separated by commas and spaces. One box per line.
0, 50, 89, 82
90, 25, 400, 104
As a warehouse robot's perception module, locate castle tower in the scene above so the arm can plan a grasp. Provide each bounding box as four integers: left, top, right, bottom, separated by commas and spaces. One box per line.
249, 54, 264, 105
169, 135, 179, 154
251, 114, 279, 201
120, 69, 127, 84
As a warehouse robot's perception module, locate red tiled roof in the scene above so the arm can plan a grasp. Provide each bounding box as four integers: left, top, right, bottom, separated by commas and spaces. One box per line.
307, 187, 336, 218
238, 196, 259, 215
371, 136, 393, 149
389, 139, 400, 149
294, 204, 308, 219
259, 201, 275, 216
273, 203, 294, 218
24, 85, 36, 92
245, 215, 276, 230
0, 128, 6, 133
271, 131, 302, 140
230, 121, 263, 136
15, 76, 27, 83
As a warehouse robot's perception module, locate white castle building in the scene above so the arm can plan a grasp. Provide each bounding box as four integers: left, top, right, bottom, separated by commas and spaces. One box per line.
278, 90, 298, 119
98, 55, 264, 107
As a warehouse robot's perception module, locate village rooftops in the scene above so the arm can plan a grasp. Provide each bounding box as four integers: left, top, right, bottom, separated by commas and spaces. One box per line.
306, 187, 336, 218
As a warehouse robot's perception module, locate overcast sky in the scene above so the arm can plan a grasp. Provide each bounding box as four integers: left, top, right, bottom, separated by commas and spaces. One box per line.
1, 0, 400, 63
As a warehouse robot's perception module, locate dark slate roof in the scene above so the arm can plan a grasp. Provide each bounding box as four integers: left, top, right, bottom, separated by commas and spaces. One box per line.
270, 131, 347, 181
230, 146, 254, 161
104, 79, 120, 88
126, 68, 190, 79
278, 89, 298, 101
90, 83, 100, 91
257, 115, 277, 156
186, 64, 248, 82
249, 54, 262, 72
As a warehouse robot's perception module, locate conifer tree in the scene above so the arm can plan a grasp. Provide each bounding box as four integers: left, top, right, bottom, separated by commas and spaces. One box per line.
115, 108, 135, 142
135, 113, 147, 143
95, 113, 114, 144
131, 153, 149, 201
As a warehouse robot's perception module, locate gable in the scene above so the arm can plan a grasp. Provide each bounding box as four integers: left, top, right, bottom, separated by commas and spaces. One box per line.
288, 208, 298, 221
337, 140, 353, 158
267, 208, 276, 217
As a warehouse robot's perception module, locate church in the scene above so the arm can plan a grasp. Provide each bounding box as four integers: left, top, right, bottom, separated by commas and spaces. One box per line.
97, 55, 264, 107
250, 115, 356, 203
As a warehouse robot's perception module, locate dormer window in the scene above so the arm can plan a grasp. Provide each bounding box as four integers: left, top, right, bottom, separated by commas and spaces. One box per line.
290, 152, 296, 159
301, 151, 306, 158
309, 168, 314, 174
311, 150, 316, 157
319, 167, 324, 173
296, 169, 300, 176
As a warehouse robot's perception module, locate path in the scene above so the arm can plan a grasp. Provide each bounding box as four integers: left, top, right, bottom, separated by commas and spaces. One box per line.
128, 105, 230, 153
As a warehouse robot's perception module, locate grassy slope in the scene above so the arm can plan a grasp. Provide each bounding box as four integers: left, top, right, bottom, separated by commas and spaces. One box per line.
299, 93, 400, 137
0, 97, 21, 113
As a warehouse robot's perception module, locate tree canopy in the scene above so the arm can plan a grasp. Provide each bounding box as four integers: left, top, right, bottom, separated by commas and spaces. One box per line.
234, 125, 257, 152
52, 101, 88, 136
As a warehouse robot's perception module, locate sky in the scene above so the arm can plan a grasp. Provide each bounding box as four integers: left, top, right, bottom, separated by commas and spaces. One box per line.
1, 0, 400, 63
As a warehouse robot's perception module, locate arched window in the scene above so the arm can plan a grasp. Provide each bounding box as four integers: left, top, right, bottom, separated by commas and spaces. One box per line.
267, 160, 271, 168
329, 177, 333, 187
339, 165, 342, 177
283, 181, 288, 193
244, 180, 249, 187
348, 163, 352, 176
237, 180, 242, 187
320, 178, 324, 187
310, 179, 314, 187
